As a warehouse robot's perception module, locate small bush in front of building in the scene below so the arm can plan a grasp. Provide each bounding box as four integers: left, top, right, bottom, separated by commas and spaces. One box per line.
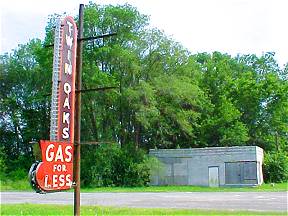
263, 151, 288, 183
81, 143, 152, 187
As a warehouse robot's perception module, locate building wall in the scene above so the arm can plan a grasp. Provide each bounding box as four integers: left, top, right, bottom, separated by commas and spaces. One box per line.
149, 146, 264, 186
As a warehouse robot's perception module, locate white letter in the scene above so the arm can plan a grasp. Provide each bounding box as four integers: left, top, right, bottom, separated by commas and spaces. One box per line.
67, 50, 72, 63
62, 112, 70, 124
63, 97, 70, 109
67, 21, 73, 35
55, 145, 64, 162
66, 174, 72, 187
66, 34, 73, 49
45, 144, 54, 162
59, 175, 65, 187
64, 83, 71, 95
62, 127, 69, 139
44, 175, 49, 188
64, 63, 72, 75
65, 146, 73, 162
52, 175, 58, 188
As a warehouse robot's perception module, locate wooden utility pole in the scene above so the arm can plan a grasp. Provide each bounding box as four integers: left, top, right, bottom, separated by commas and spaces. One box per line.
74, 3, 84, 216
72, 4, 117, 215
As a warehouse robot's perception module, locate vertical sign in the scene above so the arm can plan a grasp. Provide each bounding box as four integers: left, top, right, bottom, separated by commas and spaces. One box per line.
30, 16, 77, 193
50, 16, 77, 143
58, 16, 77, 142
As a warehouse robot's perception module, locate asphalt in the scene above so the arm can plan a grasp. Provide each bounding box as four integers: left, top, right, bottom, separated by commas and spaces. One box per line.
1, 191, 287, 212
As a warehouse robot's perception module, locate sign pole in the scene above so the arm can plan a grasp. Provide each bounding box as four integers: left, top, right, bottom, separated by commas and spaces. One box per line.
74, 4, 84, 216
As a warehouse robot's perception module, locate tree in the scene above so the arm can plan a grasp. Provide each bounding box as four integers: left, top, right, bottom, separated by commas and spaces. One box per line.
193, 52, 249, 147
236, 53, 288, 151
0, 40, 51, 174
1, 3, 287, 185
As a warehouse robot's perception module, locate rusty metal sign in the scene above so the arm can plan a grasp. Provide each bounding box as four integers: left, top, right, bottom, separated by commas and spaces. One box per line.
35, 140, 73, 191
29, 16, 77, 193
58, 16, 77, 142
50, 16, 77, 143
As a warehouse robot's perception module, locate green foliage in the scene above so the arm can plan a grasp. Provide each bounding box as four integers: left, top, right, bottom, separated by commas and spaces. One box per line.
0, 147, 7, 180
125, 73, 209, 148
8, 168, 27, 180
0, 39, 50, 175
0, 3, 287, 186
195, 52, 250, 147
81, 144, 150, 187
263, 151, 288, 183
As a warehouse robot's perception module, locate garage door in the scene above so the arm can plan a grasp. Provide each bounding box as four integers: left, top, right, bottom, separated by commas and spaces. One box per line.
225, 162, 257, 184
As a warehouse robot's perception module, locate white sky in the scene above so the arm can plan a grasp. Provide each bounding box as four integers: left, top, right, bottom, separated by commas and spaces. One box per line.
1, 0, 287, 66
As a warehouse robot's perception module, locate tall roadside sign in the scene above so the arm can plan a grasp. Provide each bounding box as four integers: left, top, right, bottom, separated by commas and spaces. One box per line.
29, 16, 77, 193
29, 4, 116, 215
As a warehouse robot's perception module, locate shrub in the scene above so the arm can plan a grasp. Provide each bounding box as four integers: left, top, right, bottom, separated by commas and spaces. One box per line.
263, 151, 288, 183
8, 168, 28, 180
82, 143, 152, 187
0, 148, 7, 180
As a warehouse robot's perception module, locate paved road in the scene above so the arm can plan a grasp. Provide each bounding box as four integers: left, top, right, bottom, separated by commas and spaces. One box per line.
1, 192, 287, 212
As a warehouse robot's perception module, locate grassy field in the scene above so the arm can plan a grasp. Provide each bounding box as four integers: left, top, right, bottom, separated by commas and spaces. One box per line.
1, 179, 287, 192
1, 204, 286, 216
81, 183, 288, 192
0, 179, 32, 191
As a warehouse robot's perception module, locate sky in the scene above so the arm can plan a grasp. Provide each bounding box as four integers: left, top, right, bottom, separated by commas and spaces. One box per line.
1, 0, 287, 66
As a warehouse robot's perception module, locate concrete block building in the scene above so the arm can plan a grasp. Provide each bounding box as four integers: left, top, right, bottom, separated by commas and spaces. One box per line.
149, 146, 264, 187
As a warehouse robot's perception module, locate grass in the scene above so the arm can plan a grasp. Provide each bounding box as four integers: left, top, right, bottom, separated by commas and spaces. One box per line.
81, 183, 288, 193
1, 179, 287, 192
1, 204, 286, 216
0, 179, 32, 191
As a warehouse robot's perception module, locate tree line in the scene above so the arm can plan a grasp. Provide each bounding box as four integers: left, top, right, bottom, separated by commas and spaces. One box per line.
0, 3, 287, 185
